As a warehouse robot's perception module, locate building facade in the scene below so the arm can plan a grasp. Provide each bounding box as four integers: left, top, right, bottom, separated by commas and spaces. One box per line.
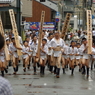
25, 0, 51, 22
0, 1, 11, 29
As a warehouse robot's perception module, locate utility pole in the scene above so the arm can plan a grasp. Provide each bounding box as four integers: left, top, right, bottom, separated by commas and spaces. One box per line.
61, 0, 64, 20
58, 0, 61, 31
91, 0, 94, 15
91, 0, 94, 28
82, 0, 86, 30
91, 0, 93, 9
58, 0, 64, 31
16, 0, 21, 36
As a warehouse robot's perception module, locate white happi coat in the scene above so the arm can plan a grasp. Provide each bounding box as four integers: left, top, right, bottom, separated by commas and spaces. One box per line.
47, 39, 53, 56
28, 40, 33, 56
92, 47, 95, 58
0, 49, 5, 62
62, 45, 69, 59
49, 38, 65, 57
9, 43, 18, 58
28, 39, 33, 46
69, 47, 78, 60
22, 46, 30, 59
7, 44, 11, 55
30, 42, 38, 57
40, 44, 48, 60
75, 47, 82, 59
80, 44, 89, 59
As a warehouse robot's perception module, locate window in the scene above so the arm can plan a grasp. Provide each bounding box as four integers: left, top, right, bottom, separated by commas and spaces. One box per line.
40, 0, 45, 2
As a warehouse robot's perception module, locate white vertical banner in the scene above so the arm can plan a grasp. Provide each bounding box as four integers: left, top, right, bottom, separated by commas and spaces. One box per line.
55, 12, 60, 19
21, 0, 32, 17
74, 15, 78, 30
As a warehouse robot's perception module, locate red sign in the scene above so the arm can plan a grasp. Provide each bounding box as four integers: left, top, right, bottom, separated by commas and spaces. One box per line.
93, 0, 95, 3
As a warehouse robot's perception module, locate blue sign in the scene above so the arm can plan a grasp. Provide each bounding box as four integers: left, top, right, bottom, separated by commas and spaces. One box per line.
55, 18, 59, 22
56, 12, 60, 16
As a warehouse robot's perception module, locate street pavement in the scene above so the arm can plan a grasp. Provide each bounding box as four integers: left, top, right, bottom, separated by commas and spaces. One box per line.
3, 63, 95, 95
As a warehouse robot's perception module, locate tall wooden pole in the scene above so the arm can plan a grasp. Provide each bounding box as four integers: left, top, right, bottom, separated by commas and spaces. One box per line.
61, 13, 72, 39
87, 10, 92, 54
36, 11, 45, 58
17, 0, 21, 36
0, 15, 10, 61
9, 9, 22, 56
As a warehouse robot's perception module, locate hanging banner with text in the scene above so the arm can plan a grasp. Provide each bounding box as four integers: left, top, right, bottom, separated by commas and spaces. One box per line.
24, 22, 55, 30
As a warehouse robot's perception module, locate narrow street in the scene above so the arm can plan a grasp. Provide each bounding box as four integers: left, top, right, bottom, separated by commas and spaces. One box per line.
5, 63, 95, 95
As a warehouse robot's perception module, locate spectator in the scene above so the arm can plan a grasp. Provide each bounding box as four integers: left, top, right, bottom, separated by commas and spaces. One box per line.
25, 30, 32, 37
4, 32, 8, 38
78, 30, 81, 37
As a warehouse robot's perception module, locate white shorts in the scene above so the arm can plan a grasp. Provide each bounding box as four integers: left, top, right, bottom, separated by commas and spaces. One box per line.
70, 56, 75, 60
13, 52, 18, 58
62, 55, 69, 59
48, 50, 53, 55
0, 56, 5, 62
28, 52, 32, 56
92, 54, 95, 58
40, 55, 47, 60
76, 56, 81, 60
32, 52, 37, 57
22, 55, 29, 59
83, 54, 89, 59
